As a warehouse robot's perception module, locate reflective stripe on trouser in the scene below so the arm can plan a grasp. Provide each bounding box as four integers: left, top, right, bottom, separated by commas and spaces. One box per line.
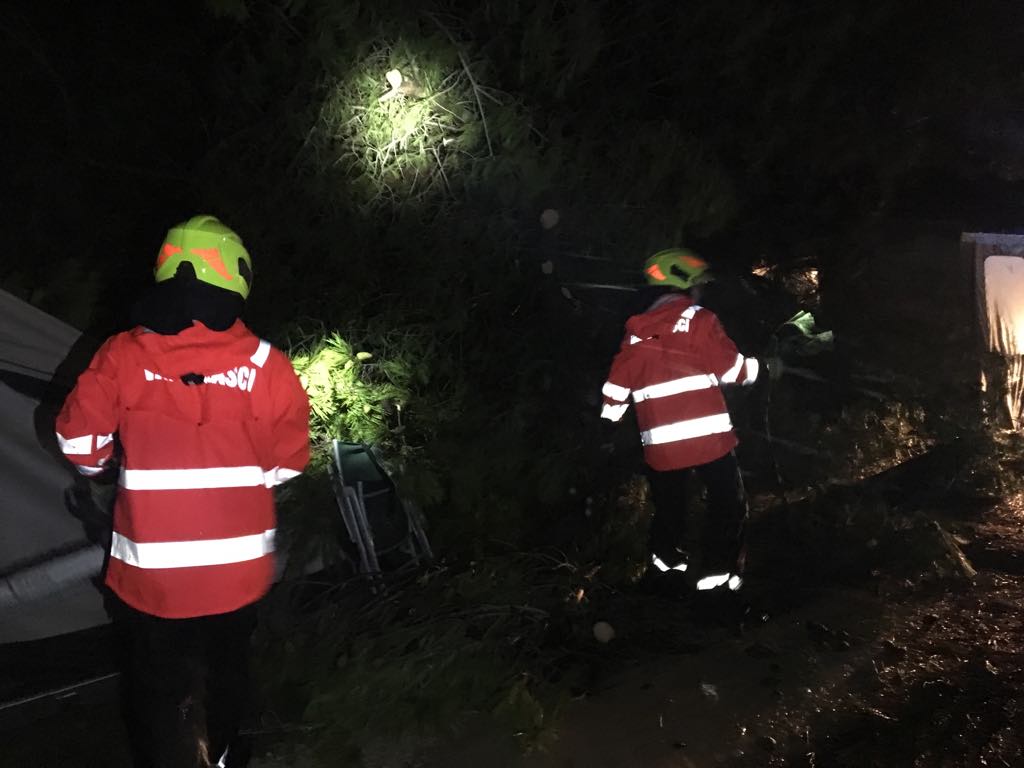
110, 529, 275, 569
647, 451, 748, 580
651, 554, 688, 573
696, 573, 743, 591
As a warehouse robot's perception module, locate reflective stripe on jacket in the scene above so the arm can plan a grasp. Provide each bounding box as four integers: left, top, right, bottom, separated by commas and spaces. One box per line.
56, 319, 310, 618
600, 294, 758, 471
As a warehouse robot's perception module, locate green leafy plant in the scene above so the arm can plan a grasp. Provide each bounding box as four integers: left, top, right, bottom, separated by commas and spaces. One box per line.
257, 551, 604, 764
290, 331, 407, 453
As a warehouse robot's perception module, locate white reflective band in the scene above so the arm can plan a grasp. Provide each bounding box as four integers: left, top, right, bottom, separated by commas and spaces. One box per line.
250, 340, 271, 368
641, 413, 733, 446
120, 466, 267, 490
719, 354, 745, 384
601, 403, 629, 422
672, 305, 702, 334
144, 369, 174, 382
696, 573, 731, 591
264, 466, 302, 488
743, 358, 760, 385
652, 555, 687, 572
57, 433, 94, 455
602, 381, 631, 402
77, 465, 106, 477
110, 528, 275, 569
96, 433, 115, 449
633, 374, 717, 401
728, 575, 743, 591
629, 335, 643, 345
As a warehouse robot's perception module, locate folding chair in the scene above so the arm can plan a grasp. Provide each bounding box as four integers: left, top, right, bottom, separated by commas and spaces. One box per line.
328, 440, 433, 578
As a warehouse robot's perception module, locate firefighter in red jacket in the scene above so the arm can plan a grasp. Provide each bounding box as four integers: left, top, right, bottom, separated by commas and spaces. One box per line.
56, 215, 310, 768
601, 248, 776, 595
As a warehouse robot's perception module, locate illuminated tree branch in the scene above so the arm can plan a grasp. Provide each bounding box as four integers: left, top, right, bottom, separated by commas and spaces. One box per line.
428, 13, 494, 158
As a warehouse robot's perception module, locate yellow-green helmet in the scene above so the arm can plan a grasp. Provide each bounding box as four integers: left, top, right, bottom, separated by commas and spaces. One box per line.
154, 215, 253, 299
643, 248, 712, 291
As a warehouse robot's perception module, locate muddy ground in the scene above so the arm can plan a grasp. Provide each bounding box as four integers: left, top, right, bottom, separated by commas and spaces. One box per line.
5, 493, 1024, 768
405, 496, 1024, 768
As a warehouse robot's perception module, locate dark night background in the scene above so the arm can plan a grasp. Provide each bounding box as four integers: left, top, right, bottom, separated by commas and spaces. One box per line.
5, 1, 1024, 333
5, 1, 1024, 765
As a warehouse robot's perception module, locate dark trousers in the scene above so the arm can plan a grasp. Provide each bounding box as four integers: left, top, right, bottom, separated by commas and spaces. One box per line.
116, 599, 258, 768
647, 451, 748, 575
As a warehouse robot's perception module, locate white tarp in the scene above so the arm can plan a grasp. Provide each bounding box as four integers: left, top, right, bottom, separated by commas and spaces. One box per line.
0, 290, 110, 643
966, 232, 1024, 428
983, 255, 1024, 355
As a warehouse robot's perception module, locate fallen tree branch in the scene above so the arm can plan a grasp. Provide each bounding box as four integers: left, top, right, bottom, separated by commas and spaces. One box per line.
428, 13, 494, 157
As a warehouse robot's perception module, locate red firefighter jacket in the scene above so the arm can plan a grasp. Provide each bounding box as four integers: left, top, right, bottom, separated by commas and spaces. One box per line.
600, 294, 759, 471
56, 319, 310, 619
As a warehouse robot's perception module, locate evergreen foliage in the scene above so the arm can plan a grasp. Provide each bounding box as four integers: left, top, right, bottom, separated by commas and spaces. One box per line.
290, 332, 408, 455
5, 0, 1024, 761
259, 552, 594, 763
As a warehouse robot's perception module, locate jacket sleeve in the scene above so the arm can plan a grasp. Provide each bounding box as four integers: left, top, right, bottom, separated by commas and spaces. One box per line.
600, 333, 636, 422
262, 348, 311, 487
700, 312, 760, 386
55, 337, 121, 477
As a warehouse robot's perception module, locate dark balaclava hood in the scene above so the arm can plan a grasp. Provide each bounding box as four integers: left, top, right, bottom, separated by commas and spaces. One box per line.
130, 263, 244, 335
633, 284, 681, 314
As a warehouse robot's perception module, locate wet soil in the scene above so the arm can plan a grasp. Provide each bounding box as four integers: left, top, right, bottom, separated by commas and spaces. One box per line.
412, 496, 1024, 768
5, 498, 1024, 767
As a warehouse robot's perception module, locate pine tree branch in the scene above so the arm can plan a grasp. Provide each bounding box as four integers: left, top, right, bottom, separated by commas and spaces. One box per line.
427, 13, 494, 157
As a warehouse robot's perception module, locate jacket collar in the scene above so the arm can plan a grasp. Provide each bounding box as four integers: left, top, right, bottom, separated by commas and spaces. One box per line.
647, 292, 691, 312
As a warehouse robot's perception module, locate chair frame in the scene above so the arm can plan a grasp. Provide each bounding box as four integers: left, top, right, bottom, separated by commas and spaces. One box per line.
328, 440, 432, 578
